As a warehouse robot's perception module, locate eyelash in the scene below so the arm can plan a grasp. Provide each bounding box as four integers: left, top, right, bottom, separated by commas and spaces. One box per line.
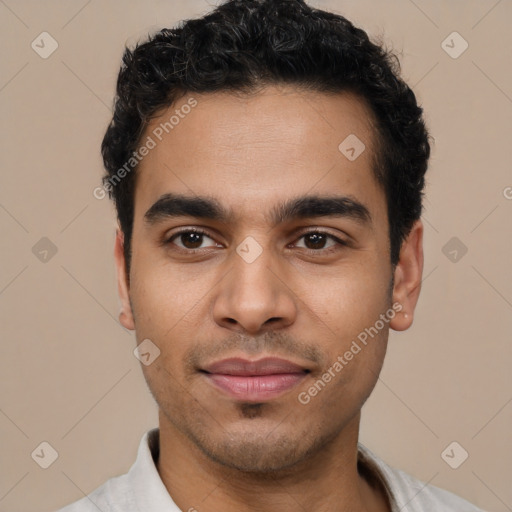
163, 228, 348, 255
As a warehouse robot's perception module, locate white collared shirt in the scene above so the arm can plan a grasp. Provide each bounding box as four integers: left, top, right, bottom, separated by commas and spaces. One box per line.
56, 428, 485, 512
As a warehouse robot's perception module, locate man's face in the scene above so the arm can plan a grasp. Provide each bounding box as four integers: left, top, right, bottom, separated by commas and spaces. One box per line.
116, 85, 411, 472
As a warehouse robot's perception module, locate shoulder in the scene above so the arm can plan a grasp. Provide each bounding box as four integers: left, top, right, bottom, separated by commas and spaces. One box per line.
357, 443, 486, 512
54, 473, 131, 512
389, 465, 485, 511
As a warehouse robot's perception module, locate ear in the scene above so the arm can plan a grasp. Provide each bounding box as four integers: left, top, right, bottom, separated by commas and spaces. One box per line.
389, 219, 424, 332
114, 228, 135, 330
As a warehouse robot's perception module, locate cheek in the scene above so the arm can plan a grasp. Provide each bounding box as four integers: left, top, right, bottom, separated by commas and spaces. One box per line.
298, 260, 391, 404
301, 257, 391, 338
140, 360, 189, 422
130, 266, 195, 400
300, 308, 389, 417
129, 255, 209, 333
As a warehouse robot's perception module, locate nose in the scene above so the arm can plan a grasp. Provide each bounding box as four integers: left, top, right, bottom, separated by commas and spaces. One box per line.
212, 243, 298, 335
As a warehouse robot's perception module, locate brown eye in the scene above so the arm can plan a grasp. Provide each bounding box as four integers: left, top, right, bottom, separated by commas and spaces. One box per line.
166, 229, 218, 250
302, 232, 331, 250
294, 230, 347, 254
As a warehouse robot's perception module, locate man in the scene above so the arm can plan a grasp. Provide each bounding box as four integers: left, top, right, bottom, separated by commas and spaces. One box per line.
58, 0, 485, 510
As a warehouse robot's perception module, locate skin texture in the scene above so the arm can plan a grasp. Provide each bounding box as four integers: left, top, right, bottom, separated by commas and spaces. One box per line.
114, 85, 423, 512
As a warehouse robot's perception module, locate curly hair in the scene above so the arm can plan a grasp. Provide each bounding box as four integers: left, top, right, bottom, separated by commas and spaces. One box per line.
101, 0, 431, 274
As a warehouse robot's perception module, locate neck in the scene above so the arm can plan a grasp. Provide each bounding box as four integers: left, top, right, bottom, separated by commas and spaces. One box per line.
155, 411, 390, 512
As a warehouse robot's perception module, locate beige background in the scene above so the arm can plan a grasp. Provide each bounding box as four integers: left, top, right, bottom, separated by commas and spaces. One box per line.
1, 0, 511, 510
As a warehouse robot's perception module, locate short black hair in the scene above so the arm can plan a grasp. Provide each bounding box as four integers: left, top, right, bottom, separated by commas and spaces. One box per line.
101, 0, 431, 274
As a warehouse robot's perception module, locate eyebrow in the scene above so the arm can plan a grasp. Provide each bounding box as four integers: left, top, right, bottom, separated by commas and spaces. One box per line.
143, 192, 372, 228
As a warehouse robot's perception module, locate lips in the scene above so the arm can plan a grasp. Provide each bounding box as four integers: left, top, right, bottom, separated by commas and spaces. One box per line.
201, 357, 309, 402
203, 357, 307, 376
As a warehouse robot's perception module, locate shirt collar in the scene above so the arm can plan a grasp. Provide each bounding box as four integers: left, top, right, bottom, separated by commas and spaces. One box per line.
126, 428, 182, 511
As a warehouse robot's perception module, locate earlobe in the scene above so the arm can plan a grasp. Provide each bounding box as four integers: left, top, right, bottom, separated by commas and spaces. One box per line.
389, 220, 424, 332
114, 228, 135, 330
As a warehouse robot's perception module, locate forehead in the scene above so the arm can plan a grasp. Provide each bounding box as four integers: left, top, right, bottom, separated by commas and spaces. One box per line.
134, 85, 385, 224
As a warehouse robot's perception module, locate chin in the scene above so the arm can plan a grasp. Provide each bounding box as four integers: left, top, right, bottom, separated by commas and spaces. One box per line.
185, 418, 335, 475
200, 437, 308, 473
